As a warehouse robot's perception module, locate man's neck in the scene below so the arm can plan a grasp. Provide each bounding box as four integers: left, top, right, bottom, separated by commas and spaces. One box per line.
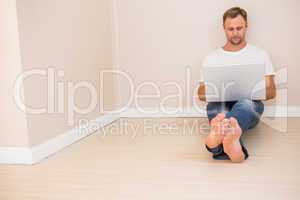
223, 41, 247, 52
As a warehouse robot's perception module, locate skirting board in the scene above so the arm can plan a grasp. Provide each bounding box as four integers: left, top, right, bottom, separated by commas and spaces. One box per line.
1, 106, 299, 165
0, 113, 120, 165
120, 106, 300, 118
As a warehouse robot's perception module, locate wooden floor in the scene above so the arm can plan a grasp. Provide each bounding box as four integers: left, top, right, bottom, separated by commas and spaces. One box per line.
0, 117, 299, 200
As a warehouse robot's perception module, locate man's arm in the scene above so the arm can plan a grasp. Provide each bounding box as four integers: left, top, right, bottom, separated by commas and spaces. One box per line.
265, 75, 276, 100
198, 82, 206, 102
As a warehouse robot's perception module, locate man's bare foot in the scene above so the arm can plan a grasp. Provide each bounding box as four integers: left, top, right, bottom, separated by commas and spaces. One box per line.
205, 113, 226, 148
223, 117, 245, 163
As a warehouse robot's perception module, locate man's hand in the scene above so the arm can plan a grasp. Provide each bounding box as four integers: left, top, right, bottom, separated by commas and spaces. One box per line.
265, 75, 276, 100
198, 82, 206, 102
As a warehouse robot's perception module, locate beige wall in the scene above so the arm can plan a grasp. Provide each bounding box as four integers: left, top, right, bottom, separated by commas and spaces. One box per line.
0, 0, 29, 147
1, 0, 299, 148
115, 0, 300, 109
16, 0, 117, 146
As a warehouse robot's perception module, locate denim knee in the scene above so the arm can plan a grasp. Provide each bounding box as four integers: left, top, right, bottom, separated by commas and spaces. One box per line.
236, 99, 264, 117
234, 99, 257, 113
226, 99, 264, 130
237, 98, 253, 107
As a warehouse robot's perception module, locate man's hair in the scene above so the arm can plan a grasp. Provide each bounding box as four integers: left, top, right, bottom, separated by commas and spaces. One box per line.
223, 7, 247, 25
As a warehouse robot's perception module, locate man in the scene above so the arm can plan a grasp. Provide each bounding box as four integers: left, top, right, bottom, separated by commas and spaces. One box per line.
198, 7, 276, 163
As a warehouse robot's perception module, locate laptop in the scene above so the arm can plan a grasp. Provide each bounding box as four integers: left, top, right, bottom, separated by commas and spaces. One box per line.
203, 64, 266, 102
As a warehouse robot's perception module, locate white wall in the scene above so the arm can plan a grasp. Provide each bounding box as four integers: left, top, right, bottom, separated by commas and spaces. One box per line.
16, 0, 117, 146
115, 0, 300, 111
0, 0, 29, 147
1, 0, 299, 149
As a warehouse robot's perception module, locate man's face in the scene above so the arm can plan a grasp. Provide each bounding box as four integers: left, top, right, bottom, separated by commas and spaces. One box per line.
223, 15, 247, 46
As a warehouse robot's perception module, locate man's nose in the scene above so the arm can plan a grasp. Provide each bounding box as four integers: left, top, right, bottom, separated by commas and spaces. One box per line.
233, 30, 239, 36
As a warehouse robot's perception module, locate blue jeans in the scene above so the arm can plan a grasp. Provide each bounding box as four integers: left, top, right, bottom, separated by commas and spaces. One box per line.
205, 99, 264, 160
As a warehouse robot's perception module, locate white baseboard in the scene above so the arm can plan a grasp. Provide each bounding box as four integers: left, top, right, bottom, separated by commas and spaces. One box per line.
120, 107, 207, 118
1, 106, 299, 165
0, 113, 120, 165
0, 147, 33, 165
263, 106, 300, 117
120, 106, 300, 118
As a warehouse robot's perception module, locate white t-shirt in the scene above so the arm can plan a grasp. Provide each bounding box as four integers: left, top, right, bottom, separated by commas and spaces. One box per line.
200, 43, 275, 81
